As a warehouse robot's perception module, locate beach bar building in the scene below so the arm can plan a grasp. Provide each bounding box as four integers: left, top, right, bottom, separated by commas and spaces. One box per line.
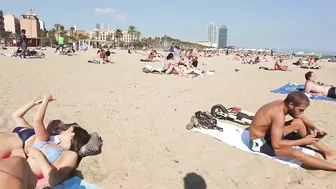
4, 14, 21, 35
19, 10, 41, 47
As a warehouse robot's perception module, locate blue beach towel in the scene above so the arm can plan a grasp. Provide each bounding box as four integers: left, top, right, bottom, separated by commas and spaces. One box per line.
271, 83, 336, 102
53, 176, 100, 189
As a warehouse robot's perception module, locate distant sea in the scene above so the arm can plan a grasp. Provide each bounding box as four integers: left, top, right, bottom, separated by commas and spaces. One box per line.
295, 54, 335, 59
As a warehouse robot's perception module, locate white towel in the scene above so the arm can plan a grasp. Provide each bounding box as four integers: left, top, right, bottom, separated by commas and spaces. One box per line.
192, 121, 315, 168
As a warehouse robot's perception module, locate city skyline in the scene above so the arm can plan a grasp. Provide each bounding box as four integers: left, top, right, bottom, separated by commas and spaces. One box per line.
218, 25, 228, 49
207, 22, 217, 46
0, 0, 335, 53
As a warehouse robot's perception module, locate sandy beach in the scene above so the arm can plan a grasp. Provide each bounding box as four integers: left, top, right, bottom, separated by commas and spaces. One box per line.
1, 48, 336, 189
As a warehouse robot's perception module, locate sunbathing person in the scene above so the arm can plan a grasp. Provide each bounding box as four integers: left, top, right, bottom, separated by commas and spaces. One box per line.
328, 56, 336, 62
164, 53, 184, 75
249, 91, 336, 171
274, 58, 290, 71
187, 48, 198, 68
140, 50, 160, 62
304, 71, 335, 99
0, 156, 38, 189
17, 94, 91, 186
0, 97, 65, 159
88, 50, 113, 64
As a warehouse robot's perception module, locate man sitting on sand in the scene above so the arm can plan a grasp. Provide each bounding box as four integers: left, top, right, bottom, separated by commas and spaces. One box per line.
249, 91, 336, 171
274, 58, 290, 71
304, 71, 335, 99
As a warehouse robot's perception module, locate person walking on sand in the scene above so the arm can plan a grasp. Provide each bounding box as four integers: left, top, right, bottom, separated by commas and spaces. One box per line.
57, 34, 65, 51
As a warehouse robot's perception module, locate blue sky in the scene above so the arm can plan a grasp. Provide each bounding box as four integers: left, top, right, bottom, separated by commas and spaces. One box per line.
1, 0, 335, 53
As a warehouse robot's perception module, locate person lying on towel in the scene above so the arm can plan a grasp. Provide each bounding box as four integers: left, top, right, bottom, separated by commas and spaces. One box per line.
88, 50, 113, 64
249, 91, 336, 171
304, 71, 335, 99
2, 94, 102, 186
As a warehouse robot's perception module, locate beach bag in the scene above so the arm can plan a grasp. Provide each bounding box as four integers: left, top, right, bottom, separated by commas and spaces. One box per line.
78, 132, 103, 157
194, 111, 220, 131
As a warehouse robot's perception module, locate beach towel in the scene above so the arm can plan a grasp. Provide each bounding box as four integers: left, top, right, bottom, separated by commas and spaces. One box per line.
0, 53, 14, 57
142, 65, 165, 74
37, 176, 100, 189
271, 83, 336, 102
24, 55, 45, 59
191, 121, 315, 168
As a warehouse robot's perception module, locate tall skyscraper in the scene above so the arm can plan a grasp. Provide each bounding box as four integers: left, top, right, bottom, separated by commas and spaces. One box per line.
218, 25, 228, 48
96, 23, 104, 30
207, 22, 217, 45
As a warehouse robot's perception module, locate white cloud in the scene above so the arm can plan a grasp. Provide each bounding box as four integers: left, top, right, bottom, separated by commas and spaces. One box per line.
113, 14, 127, 21
93, 8, 116, 14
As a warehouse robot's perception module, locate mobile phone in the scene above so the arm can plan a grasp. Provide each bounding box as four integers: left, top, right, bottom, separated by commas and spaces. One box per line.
316, 133, 327, 139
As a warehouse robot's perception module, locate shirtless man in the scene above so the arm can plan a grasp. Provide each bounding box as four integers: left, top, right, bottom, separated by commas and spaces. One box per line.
274, 58, 290, 71
249, 91, 336, 171
188, 48, 198, 68
304, 71, 335, 99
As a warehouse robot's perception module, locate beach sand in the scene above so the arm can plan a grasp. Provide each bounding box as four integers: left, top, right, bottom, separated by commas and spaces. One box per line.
0, 48, 336, 189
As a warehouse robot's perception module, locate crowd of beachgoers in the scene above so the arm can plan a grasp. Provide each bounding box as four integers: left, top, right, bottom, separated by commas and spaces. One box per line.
0, 29, 336, 189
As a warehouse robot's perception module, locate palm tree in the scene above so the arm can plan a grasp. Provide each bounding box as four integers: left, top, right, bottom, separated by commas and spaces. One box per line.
106, 33, 114, 47
78, 34, 90, 40
135, 31, 141, 41
54, 24, 61, 32
115, 29, 123, 47
127, 25, 136, 47
69, 27, 75, 37
106, 33, 113, 42
95, 30, 100, 41
48, 28, 57, 46
60, 25, 65, 32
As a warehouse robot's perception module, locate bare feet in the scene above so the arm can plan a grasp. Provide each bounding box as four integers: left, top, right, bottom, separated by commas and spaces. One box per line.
324, 151, 336, 160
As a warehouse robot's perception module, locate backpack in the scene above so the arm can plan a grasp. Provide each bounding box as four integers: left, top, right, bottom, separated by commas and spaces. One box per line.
194, 111, 223, 132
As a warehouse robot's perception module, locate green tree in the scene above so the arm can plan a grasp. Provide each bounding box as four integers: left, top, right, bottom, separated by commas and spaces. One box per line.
48, 28, 57, 46
135, 31, 141, 42
54, 24, 61, 32
95, 30, 100, 41
69, 27, 75, 37
127, 25, 136, 47
115, 29, 123, 47
78, 34, 90, 40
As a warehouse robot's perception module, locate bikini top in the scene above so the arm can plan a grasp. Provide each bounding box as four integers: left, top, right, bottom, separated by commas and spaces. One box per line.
33, 141, 64, 164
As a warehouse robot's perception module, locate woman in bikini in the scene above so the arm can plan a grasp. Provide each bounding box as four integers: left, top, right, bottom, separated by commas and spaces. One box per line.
0, 97, 65, 159
21, 94, 91, 186
164, 53, 184, 75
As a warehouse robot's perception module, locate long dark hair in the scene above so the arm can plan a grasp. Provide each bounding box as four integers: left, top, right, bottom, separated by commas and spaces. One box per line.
70, 127, 90, 165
